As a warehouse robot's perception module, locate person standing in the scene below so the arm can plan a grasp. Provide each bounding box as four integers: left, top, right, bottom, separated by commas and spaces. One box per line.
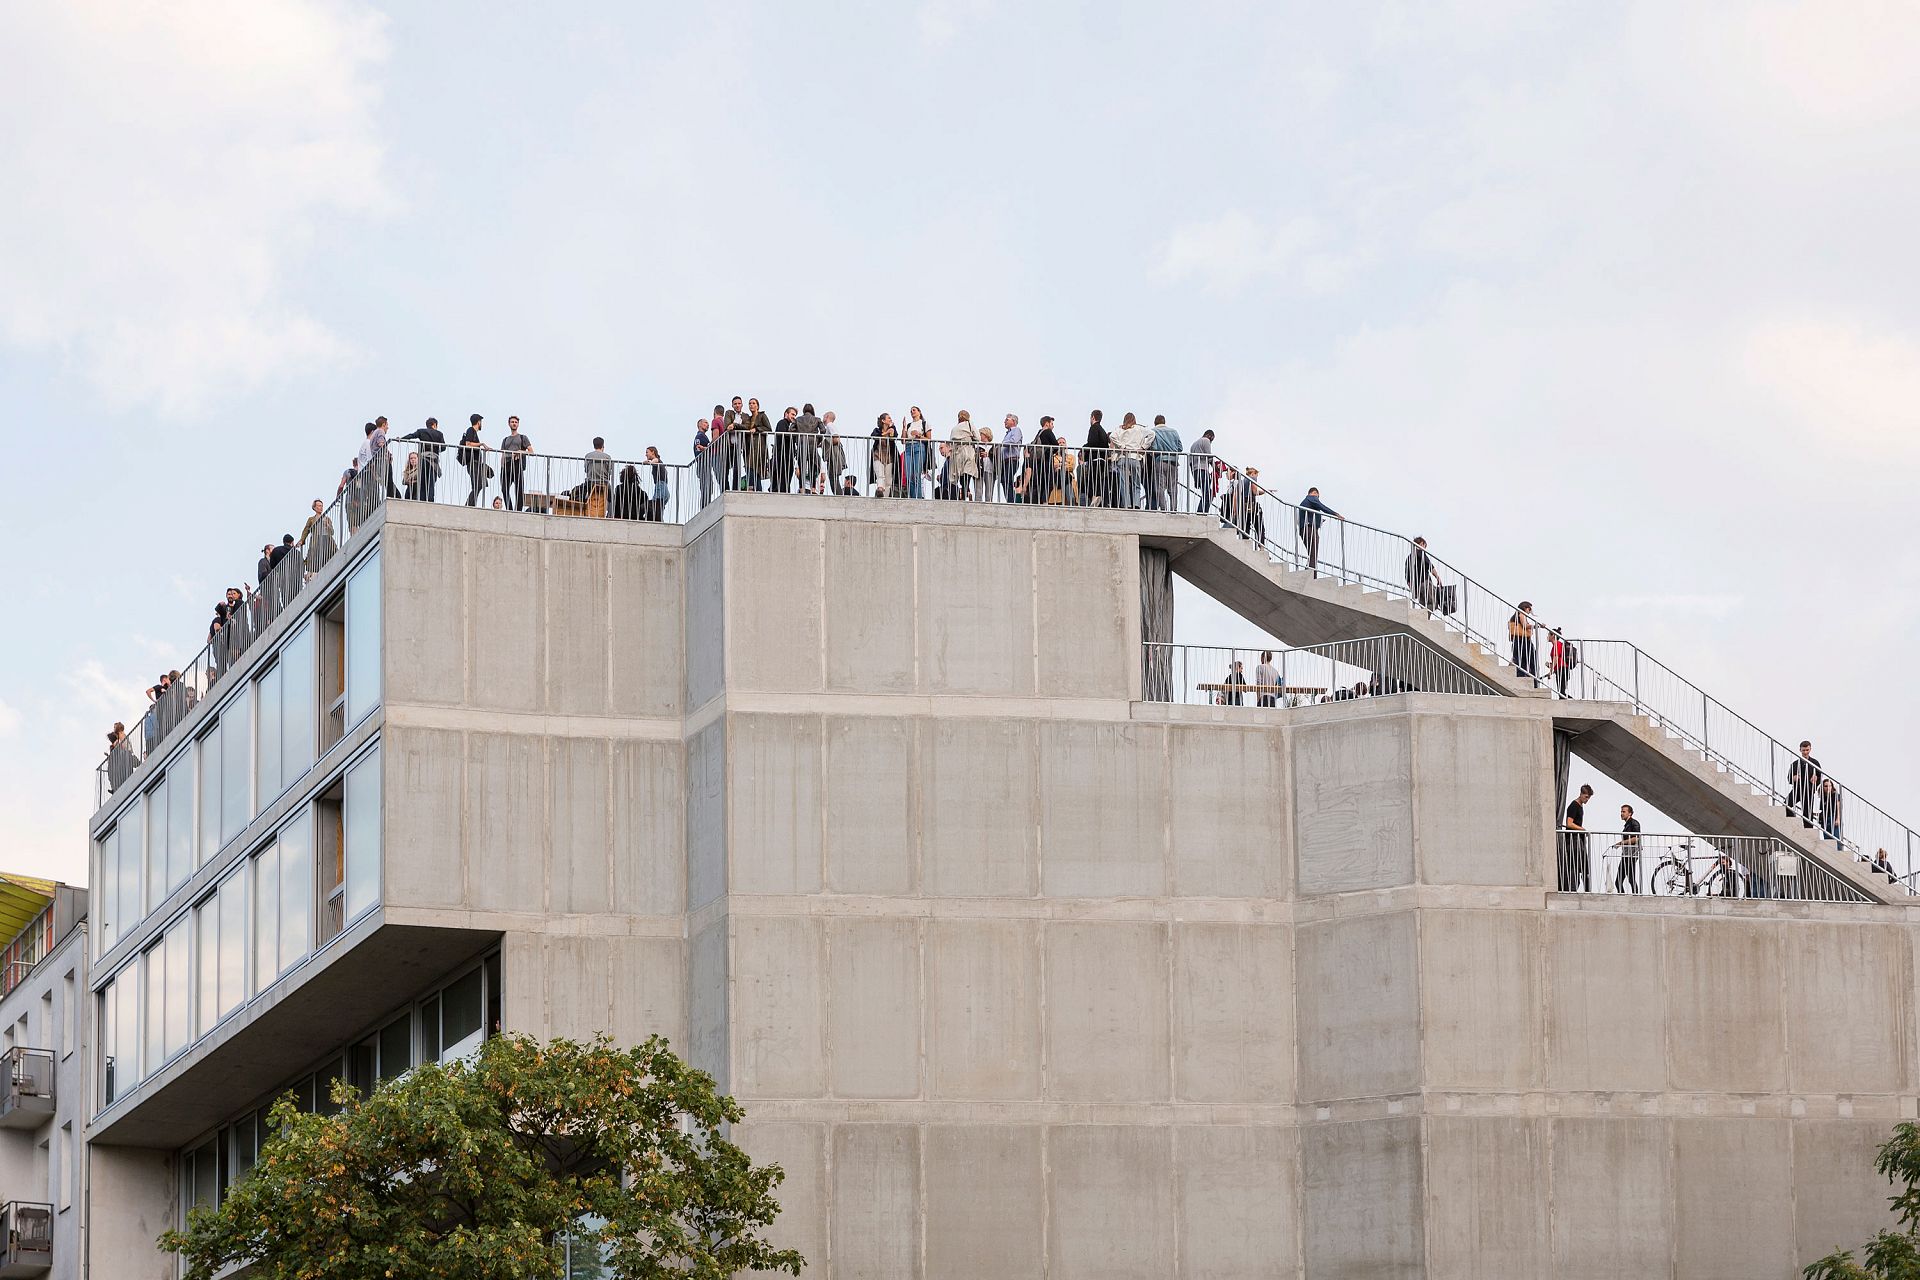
1613, 803, 1641, 893
1819, 777, 1844, 842
1296, 487, 1342, 574
1559, 784, 1594, 891
1083, 410, 1112, 507
692, 417, 714, 508
458, 413, 492, 506
644, 446, 671, 519
1114, 412, 1149, 508
399, 417, 447, 501
1508, 601, 1539, 681
870, 414, 900, 497
1254, 650, 1282, 708
1548, 628, 1574, 696
299, 498, 337, 571
1405, 537, 1442, 611
823, 411, 847, 484
499, 415, 531, 511
998, 414, 1024, 503
584, 436, 614, 505
1222, 660, 1248, 706
772, 406, 799, 492
950, 410, 979, 499
1148, 415, 1182, 510
797, 403, 824, 492
1787, 740, 1822, 825
1189, 429, 1217, 513
903, 407, 930, 498
744, 398, 772, 491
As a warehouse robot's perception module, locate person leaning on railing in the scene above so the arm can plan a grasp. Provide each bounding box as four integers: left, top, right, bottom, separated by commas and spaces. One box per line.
397, 417, 447, 501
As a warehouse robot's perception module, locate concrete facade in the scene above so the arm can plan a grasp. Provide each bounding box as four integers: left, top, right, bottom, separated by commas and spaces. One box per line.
77, 494, 1920, 1277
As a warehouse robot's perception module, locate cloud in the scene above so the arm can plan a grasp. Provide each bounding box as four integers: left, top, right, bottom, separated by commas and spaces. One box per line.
0, 700, 18, 738
0, 0, 393, 415
1155, 211, 1366, 295
62, 659, 148, 725
1740, 317, 1920, 455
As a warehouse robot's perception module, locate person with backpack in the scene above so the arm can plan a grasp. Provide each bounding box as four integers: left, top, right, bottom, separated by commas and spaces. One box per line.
1548, 628, 1577, 696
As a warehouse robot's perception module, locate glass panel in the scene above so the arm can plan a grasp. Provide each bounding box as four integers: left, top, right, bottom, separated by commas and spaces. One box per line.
190, 1137, 218, 1210
441, 967, 483, 1063
279, 809, 312, 973
196, 898, 218, 1037
291, 1074, 315, 1113
315, 1054, 348, 1115
282, 621, 317, 782
345, 553, 381, 727
114, 966, 140, 1096
198, 726, 221, 866
317, 799, 344, 945
101, 981, 118, 1103
344, 748, 381, 923
164, 918, 190, 1060
221, 684, 253, 845
485, 951, 502, 1041
253, 842, 279, 991
232, 1112, 257, 1183
143, 945, 163, 1074
256, 663, 283, 806
146, 783, 168, 917
168, 765, 194, 892
419, 994, 441, 1063
379, 1016, 411, 1082
217, 871, 246, 1019
120, 793, 143, 932
96, 830, 117, 955
349, 1038, 376, 1097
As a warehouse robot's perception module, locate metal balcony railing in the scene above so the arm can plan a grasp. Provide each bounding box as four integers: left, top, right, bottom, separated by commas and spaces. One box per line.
0, 1201, 52, 1277
1142, 636, 1503, 708
1554, 832, 1874, 904
0, 1049, 54, 1131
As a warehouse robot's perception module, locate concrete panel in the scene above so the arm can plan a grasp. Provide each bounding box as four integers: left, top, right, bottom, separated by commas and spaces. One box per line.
545, 540, 610, 715
832, 1124, 922, 1280
1794, 1120, 1905, 1271
1413, 712, 1546, 886
729, 713, 823, 896
1420, 909, 1542, 1090
731, 915, 825, 1097
609, 543, 681, 717
686, 720, 726, 910
549, 736, 610, 914
1665, 920, 1786, 1093
1672, 1119, 1795, 1280
611, 739, 684, 916
924, 1125, 1044, 1280
88, 1145, 175, 1280
467, 531, 545, 712
928, 918, 1041, 1099
1294, 715, 1415, 896
1301, 1117, 1424, 1280
828, 918, 921, 1099
1549, 1117, 1672, 1280
1048, 1125, 1176, 1280
1173, 922, 1294, 1104
915, 525, 1036, 696
1034, 531, 1132, 700
1038, 721, 1168, 898
548, 935, 613, 1038
824, 520, 915, 693
1168, 724, 1288, 899
1784, 922, 1908, 1094
1296, 912, 1420, 1102
921, 717, 1038, 898
727, 516, 824, 693
1176, 1125, 1299, 1280
610, 935, 686, 1050
1546, 912, 1667, 1092
1424, 1116, 1547, 1280
733, 1121, 827, 1276
384, 726, 465, 909
689, 916, 729, 1088
465, 732, 549, 912
499, 930, 549, 1036
684, 523, 724, 709
383, 524, 466, 705
824, 716, 916, 895
1046, 922, 1170, 1101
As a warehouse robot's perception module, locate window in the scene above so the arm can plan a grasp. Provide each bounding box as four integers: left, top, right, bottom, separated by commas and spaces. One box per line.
257, 662, 282, 809
61, 970, 74, 1058
283, 620, 317, 782
319, 747, 382, 945
345, 553, 382, 727
440, 966, 484, 1064
95, 797, 147, 956
163, 917, 190, 1063
145, 779, 169, 913
319, 598, 346, 752
167, 765, 194, 895
198, 724, 222, 866
101, 961, 143, 1106
184, 1136, 218, 1220
119, 793, 145, 942
57, 1123, 72, 1211
195, 894, 218, 1037
253, 810, 313, 992
220, 683, 253, 848
217, 869, 245, 1024
230, 1112, 258, 1185
142, 942, 164, 1076
39, 990, 52, 1049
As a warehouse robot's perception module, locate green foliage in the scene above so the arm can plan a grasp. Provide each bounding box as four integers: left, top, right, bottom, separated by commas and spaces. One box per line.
160, 1034, 804, 1280
1806, 1122, 1920, 1280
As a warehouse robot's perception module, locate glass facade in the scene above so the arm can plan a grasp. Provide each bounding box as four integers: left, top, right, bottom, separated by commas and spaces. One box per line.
345, 555, 381, 728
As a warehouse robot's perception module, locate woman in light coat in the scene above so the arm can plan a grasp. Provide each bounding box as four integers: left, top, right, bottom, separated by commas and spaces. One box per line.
949, 410, 979, 499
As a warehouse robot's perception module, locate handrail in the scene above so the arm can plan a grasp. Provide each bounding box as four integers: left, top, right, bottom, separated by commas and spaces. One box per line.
1143, 635, 1503, 705
89, 424, 1919, 894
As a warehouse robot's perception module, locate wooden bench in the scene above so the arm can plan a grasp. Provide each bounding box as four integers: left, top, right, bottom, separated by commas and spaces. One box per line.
526, 486, 608, 518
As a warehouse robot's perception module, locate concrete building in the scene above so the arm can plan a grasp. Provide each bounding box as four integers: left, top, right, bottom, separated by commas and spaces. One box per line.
79, 484, 1919, 1278
0, 878, 89, 1280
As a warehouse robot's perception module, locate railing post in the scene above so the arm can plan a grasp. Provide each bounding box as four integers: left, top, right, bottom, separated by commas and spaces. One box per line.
1702, 690, 1710, 752
1632, 648, 1641, 707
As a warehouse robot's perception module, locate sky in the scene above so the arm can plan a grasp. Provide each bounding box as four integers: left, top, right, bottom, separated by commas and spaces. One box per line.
1, 0, 1917, 884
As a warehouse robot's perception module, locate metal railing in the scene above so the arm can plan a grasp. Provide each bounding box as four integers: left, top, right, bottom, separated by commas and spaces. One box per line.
379, 440, 696, 524
1555, 832, 1874, 904
0, 1048, 54, 1117
1143, 635, 1503, 708
0, 1201, 52, 1273
95, 461, 386, 808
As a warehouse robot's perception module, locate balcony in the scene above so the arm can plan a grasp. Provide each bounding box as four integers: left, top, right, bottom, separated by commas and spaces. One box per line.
0, 1202, 51, 1277
0, 1050, 53, 1130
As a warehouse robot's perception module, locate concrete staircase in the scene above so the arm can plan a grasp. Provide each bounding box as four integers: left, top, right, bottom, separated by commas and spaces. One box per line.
1149, 518, 1905, 905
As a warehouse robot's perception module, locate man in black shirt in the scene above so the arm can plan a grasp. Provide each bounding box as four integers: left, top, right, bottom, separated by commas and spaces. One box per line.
399, 417, 447, 501
499, 416, 531, 511
1559, 784, 1593, 891
458, 414, 491, 507
1613, 803, 1641, 893
1786, 740, 1821, 826
256, 543, 274, 585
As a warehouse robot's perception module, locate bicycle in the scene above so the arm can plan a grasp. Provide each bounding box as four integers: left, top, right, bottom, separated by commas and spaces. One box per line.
1648, 839, 1745, 897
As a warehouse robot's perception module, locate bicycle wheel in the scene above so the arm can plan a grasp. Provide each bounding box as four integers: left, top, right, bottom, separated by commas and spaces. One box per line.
1650, 861, 1688, 896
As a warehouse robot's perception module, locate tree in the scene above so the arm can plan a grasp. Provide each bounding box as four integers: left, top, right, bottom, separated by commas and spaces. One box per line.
1805, 1122, 1920, 1280
162, 1033, 805, 1280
